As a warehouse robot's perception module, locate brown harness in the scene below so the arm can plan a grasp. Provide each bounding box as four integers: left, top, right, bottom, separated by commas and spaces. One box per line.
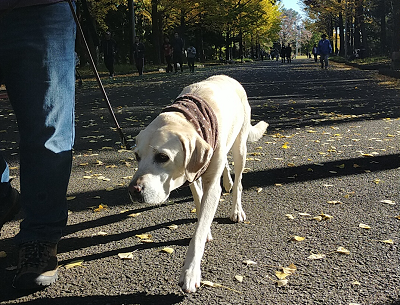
161, 94, 219, 183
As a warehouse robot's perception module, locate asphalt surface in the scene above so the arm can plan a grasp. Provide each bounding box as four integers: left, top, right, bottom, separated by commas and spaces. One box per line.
0, 59, 399, 305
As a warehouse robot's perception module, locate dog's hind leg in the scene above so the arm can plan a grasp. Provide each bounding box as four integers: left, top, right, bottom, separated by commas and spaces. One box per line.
189, 178, 212, 241
230, 135, 247, 222
222, 160, 233, 193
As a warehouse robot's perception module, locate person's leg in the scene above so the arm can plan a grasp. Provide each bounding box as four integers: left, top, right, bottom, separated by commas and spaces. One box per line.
0, 157, 20, 231
325, 54, 329, 68
0, 2, 75, 289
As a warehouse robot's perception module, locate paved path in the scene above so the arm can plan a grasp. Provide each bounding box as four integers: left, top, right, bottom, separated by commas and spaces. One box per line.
0, 59, 399, 305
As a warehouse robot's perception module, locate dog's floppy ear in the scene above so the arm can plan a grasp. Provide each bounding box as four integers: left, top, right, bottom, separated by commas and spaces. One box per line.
179, 133, 213, 183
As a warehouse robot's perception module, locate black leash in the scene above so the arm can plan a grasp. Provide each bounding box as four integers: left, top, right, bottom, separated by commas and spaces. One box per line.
67, 0, 131, 150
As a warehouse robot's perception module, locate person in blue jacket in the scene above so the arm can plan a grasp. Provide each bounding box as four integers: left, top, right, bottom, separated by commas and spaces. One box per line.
318, 34, 332, 69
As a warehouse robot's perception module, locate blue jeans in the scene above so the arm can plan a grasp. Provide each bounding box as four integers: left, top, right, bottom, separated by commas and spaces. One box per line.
0, 2, 76, 244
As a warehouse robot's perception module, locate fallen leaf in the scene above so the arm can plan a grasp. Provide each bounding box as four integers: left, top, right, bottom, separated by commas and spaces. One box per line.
327, 200, 342, 205
128, 213, 141, 217
167, 224, 179, 230
161, 247, 174, 254
66, 196, 76, 201
285, 214, 295, 220
380, 199, 395, 205
242, 259, 257, 266
291, 236, 305, 242
135, 234, 152, 240
105, 186, 114, 191
352, 280, 361, 286
235, 275, 244, 282
307, 253, 326, 260
381, 239, 394, 244
275, 271, 290, 280
96, 231, 108, 236
276, 279, 288, 287
65, 260, 84, 269
256, 187, 263, 193
93, 204, 108, 212
359, 223, 371, 229
118, 252, 134, 260
190, 208, 197, 213
336, 246, 350, 255
320, 212, 333, 220
313, 216, 323, 221
298, 212, 311, 216
281, 142, 290, 149
0, 251, 6, 258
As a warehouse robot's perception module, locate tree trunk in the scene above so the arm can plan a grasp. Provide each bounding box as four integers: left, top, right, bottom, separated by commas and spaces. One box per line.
151, 0, 161, 64
393, 0, 400, 52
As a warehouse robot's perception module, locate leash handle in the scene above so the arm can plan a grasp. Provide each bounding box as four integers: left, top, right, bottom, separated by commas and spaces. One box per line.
67, 0, 131, 150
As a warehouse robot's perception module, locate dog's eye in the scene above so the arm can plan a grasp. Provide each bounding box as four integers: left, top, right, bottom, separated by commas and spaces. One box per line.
135, 152, 141, 162
154, 153, 169, 163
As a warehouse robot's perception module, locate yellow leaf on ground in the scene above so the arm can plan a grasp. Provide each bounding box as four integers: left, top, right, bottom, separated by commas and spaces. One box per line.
313, 216, 323, 221
285, 214, 295, 220
135, 234, 152, 240
298, 212, 311, 216
242, 259, 257, 266
275, 271, 290, 280
359, 223, 371, 229
327, 200, 342, 205
161, 247, 174, 254
93, 204, 108, 212
381, 239, 394, 244
276, 279, 288, 287
118, 252, 134, 260
235, 275, 244, 282
291, 236, 305, 242
307, 253, 326, 260
66, 196, 76, 201
337, 247, 350, 255
380, 199, 395, 205
167, 224, 178, 230
281, 142, 290, 149
190, 208, 197, 213
105, 186, 114, 191
256, 187, 263, 193
128, 213, 141, 217
65, 260, 84, 269
320, 212, 333, 220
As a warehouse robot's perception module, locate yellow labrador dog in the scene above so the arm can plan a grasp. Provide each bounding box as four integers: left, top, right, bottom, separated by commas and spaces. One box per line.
129, 75, 268, 292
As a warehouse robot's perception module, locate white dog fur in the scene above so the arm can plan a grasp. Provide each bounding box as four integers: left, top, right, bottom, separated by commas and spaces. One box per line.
129, 75, 268, 292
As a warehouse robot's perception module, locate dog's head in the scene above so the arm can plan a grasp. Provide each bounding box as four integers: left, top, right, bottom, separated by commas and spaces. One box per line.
128, 115, 213, 204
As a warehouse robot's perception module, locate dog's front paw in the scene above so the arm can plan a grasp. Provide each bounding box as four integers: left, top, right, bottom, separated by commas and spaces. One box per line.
179, 265, 201, 293
230, 209, 246, 222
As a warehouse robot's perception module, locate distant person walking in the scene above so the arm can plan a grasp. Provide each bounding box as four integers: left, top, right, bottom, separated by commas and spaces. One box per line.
286, 43, 292, 63
172, 32, 184, 72
280, 44, 286, 63
317, 34, 332, 69
312, 44, 318, 62
163, 37, 173, 73
187, 44, 196, 72
133, 36, 145, 76
101, 31, 117, 77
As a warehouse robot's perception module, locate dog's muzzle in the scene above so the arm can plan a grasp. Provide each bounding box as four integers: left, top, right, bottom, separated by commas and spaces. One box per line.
128, 182, 144, 203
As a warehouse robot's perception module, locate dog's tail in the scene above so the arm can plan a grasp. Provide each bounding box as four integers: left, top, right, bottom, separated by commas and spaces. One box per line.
248, 121, 268, 142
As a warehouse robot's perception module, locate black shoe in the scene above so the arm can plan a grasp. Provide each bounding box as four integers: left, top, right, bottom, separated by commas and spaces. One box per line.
13, 241, 58, 290
0, 187, 20, 232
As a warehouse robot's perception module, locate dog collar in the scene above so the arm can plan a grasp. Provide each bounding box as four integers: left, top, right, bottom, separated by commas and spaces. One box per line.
161, 94, 219, 183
